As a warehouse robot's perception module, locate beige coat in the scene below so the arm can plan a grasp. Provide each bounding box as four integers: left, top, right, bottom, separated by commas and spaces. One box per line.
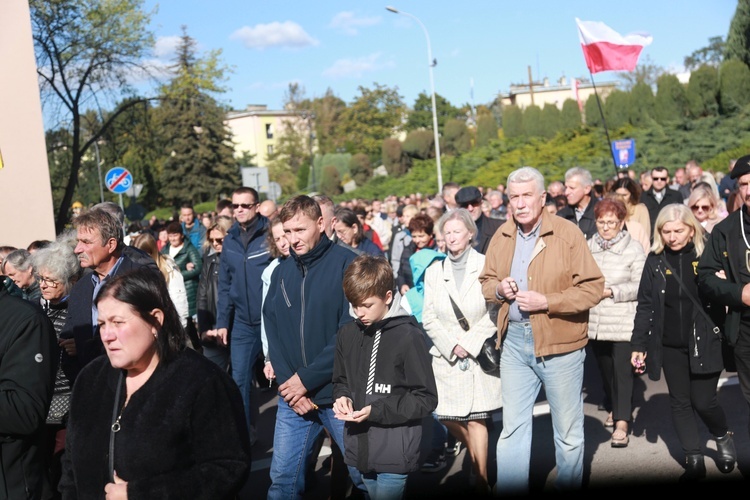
586, 232, 646, 342
422, 249, 502, 417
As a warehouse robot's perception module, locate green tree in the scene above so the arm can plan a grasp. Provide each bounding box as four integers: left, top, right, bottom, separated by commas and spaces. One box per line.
724, 0, 750, 67
402, 130, 434, 160
405, 92, 461, 133
339, 83, 405, 158
654, 73, 688, 123
584, 94, 603, 127
719, 59, 750, 114
629, 82, 654, 127
349, 153, 372, 186
153, 27, 239, 206
603, 90, 629, 130
308, 88, 347, 154
266, 84, 313, 194
560, 99, 582, 131
477, 113, 498, 147
382, 138, 407, 176
500, 106, 522, 139
443, 118, 471, 155
687, 64, 720, 117
540, 104, 561, 139
319, 165, 342, 196
31, 0, 155, 232
523, 105, 543, 138
685, 36, 725, 70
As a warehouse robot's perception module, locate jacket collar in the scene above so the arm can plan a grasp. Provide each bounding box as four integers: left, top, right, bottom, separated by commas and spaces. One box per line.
290, 232, 332, 271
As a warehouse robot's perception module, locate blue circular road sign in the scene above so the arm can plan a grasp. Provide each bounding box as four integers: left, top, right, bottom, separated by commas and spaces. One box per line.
105, 167, 133, 194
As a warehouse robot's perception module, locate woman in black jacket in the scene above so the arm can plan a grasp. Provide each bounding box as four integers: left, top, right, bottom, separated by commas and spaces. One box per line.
631, 203, 735, 481
197, 216, 233, 371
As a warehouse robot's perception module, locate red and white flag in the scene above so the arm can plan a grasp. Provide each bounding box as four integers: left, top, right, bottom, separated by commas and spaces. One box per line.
576, 18, 652, 74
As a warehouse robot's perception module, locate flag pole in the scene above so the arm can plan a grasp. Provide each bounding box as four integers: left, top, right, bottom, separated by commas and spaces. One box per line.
588, 72, 620, 177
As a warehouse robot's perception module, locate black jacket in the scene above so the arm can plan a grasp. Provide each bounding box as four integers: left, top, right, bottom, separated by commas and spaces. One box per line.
59, 349, 250, 499
475, 214, 503, 254
196, 251, 221, 334
557, 197, 599, 239
641, 188, 684, 230
263, 235, 357, 405
0, 288, 57, 499
698, 208, 750, 345
60, 254, 147, 383
631, 245, 726, 380
333, 296, 437, 473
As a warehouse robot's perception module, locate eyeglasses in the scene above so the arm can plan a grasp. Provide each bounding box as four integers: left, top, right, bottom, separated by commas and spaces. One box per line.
691, 204, 711, 212
209, 238, 224, 245
232, 203, 257, 210
35, 275, 60, 288
651, 177, 668, 181
595, 220, 621, 228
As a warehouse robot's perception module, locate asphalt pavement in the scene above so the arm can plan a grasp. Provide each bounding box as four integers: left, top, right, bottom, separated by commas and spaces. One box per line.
247, 348, 749, 498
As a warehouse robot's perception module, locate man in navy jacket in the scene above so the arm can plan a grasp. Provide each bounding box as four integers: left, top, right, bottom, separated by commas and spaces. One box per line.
263, 195, 366, 499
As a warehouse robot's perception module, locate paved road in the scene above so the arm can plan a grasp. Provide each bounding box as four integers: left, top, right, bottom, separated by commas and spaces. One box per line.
247, 349, 749, 498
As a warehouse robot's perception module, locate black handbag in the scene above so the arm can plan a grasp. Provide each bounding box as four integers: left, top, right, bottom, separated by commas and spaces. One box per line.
447, 293, 500, 376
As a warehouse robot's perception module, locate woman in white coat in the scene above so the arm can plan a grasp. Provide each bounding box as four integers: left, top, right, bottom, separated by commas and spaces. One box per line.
422, 208, 501, 494
587, 198, 646, 448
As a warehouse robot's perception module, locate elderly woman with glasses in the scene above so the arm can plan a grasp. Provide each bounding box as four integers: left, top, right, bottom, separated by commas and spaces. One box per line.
687, 182, 725, 233
586, 198, 646, 448
30, 231, 82, 493
2, 249, 41, 303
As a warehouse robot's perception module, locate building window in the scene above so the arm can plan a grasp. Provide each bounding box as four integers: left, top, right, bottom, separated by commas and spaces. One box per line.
266, 124, 273, 139
267, 144, 273, 155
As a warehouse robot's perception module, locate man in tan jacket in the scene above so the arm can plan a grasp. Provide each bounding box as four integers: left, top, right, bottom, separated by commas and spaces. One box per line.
479, 166, 603, 495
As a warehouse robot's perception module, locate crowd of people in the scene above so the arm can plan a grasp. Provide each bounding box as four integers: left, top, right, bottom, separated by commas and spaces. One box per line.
1, 156, 750, 498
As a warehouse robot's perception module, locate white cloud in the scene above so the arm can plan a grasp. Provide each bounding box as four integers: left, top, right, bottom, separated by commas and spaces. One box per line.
230, 21, 319, 50
154, 35, 182, 58
322, 53, 394, 79
329, 11, 381, 35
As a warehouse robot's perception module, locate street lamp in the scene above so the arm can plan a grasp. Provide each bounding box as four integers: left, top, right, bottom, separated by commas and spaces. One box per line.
386, 6, 443, 193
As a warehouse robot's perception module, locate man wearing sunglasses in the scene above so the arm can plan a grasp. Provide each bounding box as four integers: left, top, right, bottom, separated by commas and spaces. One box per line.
212, 186, 272, 448
641, 166, 685, 232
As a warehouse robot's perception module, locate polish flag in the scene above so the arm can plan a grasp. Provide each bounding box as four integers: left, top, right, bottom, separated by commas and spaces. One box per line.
576, 18, 652, 74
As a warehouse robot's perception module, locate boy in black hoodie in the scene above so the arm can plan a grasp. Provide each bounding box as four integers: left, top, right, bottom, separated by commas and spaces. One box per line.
333, 254, 438, 499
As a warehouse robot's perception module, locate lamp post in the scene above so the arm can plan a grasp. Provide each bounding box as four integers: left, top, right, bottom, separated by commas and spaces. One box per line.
386, 6, 442, 193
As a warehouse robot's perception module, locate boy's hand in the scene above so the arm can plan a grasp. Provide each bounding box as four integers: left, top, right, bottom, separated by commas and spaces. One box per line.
333, 396, 354, 418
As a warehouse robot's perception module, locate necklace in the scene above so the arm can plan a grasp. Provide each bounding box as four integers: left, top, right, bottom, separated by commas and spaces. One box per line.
111, 402, 126, 433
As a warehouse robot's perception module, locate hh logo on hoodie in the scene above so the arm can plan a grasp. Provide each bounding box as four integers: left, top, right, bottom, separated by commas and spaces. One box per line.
374, 383, 391, 394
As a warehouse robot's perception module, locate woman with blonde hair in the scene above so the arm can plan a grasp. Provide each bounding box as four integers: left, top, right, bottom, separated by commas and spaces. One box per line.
130, 233, 190, 329
631, 203, 734, 480
197, 216, 234, 370
687, 181, 725, 233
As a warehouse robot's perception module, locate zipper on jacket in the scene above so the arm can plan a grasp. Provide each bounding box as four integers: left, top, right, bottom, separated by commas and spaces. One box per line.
692, 323, 699, 357
280, 280, 292, 308
300, 262, 307, 366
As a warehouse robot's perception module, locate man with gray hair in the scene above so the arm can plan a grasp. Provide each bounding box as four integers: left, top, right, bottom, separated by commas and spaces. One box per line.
556, 166, 599, 239
60, 208, 152, 382
479, 166, 603, 495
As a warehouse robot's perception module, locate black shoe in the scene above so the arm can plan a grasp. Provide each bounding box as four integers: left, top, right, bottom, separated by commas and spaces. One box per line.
680, 454, 706, 482
716, 431, 736, 473
420, 449, 447, 473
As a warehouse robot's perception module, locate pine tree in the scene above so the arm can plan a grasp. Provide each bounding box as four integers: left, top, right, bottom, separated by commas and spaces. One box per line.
654, 74, 688, 123
724, 0, 750, 67
560, 99, 583, 131
154, 28, 239, 206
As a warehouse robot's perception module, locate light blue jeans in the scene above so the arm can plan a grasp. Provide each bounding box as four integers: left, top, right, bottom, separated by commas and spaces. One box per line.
268, 397, 367, 500
495, 321, 585, 495
361, 472, 408, 500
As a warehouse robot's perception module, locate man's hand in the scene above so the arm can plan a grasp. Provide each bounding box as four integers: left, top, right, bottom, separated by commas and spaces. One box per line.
290, 396, 317, 415
337, 404, 372, 423
263, 362, 275, 383
59, 338, 76, 356
205, 328, 228, 346
496, 277, 518, 301
742, 283, 750, 307
279, 373, 308, 407
515, 290, 548, 312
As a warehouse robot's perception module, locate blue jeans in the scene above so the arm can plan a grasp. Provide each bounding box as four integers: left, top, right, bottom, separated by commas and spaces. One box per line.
362, 472, 408, 500
495, 322, 585, 495
268, 397, 367, 500
229, 321, 261, 434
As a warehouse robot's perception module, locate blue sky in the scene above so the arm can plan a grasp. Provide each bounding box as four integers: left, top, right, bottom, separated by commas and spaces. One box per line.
142, 0, 738, 111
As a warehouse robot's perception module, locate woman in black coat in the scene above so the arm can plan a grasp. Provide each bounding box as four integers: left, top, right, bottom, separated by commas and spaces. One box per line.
631, 204, 735, 481
197, 216, 233, 371
59, 268, 250, 499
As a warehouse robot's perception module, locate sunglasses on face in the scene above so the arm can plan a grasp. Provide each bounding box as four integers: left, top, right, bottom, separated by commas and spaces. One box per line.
209, 238, 224, 245
232, 203, 257, 210
651, 177, 668, 181
691, 205, 711, 212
